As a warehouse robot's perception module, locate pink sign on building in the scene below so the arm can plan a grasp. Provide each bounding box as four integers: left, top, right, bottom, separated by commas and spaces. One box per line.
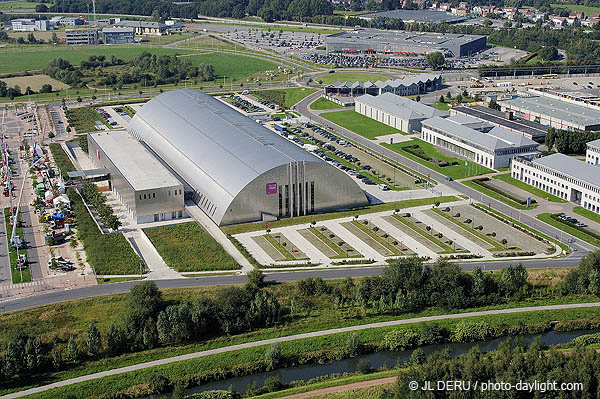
266, 182, 278, 195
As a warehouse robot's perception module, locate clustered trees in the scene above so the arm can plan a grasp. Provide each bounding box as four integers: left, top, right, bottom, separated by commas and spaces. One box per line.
545, 127, 600, 154
395, 339, 600, 398
81, 182, 122, 231
43, 53, 215, 89
0, 277, 281, 386
0, 81, 24, 100
560, 250, 600, 296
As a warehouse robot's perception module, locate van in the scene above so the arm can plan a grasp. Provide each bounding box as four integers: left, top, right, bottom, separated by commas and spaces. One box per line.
378, 184, 389, 191
242, 90, 249, 95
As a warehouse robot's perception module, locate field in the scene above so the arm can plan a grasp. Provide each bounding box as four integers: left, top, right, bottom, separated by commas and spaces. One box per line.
143, 222, 239, 272
310, 97, 343, 110
318, 72, 391, 85
0, 74, 69, 92
186, 52, 278, 82
252, 87, 316, 108
0, 46, 202, 74
493, 173, 567, 203
65, 107, 105, 133
6, 30, 66, 41
178, 35, 240, 50
321, 110, 404, 139
381, 139, 494, 179
0, 0, 41, 9
139, 32, 197, 46
550, 3, 600, 14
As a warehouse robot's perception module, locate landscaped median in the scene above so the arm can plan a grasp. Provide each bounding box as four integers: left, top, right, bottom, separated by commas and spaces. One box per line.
309, 97, 344, 111
536, 213, 600, 247
381, 139, 493, 180
143, 222, 239, 272
221, 196, 459, 235
3, 208, 31, 284
493, 173, 567, 203
463, 177, 537, 210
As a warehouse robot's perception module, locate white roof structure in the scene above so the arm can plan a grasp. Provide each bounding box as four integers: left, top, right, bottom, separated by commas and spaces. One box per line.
89, 130, 180, 191
533, 153, 600, 188
422, 115, 538, 152
128, 90, 366, 225
355, 92, 444, 120
325, 74, 441, 91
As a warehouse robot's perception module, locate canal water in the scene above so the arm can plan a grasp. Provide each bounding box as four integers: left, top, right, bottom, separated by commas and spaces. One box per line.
149, 329, 596, 398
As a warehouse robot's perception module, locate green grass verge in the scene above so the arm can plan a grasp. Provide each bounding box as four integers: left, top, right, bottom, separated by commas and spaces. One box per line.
96, 277, 144, 285
310, 97, 344, 111
4, 208, 31, 284
321, 110, 405, 140
318, 72, 391, 85
144, 222, 238, 272
69, 191, 142, 275
463, 179, 534, 210
493, 173, 567, 203
536, 213, 600, 248
251, 87, 317, 108
381, 139, 494, 180
222, 196, 459, 235
351, 221, 403, 256
433, 101, 451, 110
573, 206, 600, 225
262, 234, 295, 261
15, 305, 600, 399
48, 143, 76, 180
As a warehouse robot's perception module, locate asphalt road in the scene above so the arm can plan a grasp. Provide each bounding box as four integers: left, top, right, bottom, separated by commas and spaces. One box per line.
0, 255, 583, 314
20, 205, 42, 280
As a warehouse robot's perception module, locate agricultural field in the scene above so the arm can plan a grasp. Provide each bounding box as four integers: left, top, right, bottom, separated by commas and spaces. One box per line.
252, 87, 316, 108
0, 74, 69, 92
0, 0, 41, 9
382, 139, 494, 179
321, 110, 405, 139
144, 222, 239, 271
310, 97, 344, 110
550, 3, 600, 14
6, 30, 66, 42
318, 72, 392, 85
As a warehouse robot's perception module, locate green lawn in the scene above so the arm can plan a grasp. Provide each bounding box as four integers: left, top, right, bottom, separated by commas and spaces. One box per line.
381, 139, 494, 179
0, 1, 41, 9
573, 206, 600, 225
551, 3, 600, 14
433, 101, 451, 111
493, 173, 567, 203
186, 52, 278, 82
318, 72, 391, 85
537, 213, 600, 248
49, 143, 76, 181
310, 97, 344, 110
251, 87, 316, 108
144, 222, 239, 272
321, 110, 405, 139
463, 179, 535, 210
4, 208, 31, 284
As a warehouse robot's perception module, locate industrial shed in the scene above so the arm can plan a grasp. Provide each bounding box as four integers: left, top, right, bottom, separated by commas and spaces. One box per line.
128, 90, 368, 226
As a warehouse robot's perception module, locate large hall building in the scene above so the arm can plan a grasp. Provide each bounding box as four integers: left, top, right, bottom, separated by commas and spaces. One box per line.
127, 90, 368, 226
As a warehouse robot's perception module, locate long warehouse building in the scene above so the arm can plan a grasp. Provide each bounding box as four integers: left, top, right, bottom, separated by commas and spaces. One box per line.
325, 29, 487, 57
512, 153, 600, 213
128, 89, 368, 226
88, 130, 185, 223
355, 92, 445, 133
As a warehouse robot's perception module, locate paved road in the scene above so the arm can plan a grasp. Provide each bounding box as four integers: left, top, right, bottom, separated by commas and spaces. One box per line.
0, 256, 583, 314
0, 208, 10, 285
4, 301, 599, 399
19, 205, 42, 280
295, 92, 596, 259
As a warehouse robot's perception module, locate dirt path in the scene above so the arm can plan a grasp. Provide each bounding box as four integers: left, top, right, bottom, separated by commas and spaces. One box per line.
279, 376, 398, 399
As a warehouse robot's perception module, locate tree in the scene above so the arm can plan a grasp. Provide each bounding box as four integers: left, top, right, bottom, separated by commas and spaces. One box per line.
86, 322, 102, 356
345, 332, 360, 357
51, 32, 59, 44
425, 51, 445, 70
265, 342, 282, 370
27, 33, 37, 44
106, 323, 123, 356
410, 347, 426, 365
539, 46, 558, 61
415, 95, 420, 102
439, 95, 445, 103
246, 268, 265, 291
483, 18, 492, 27
35, 3, 48, 12
503, 20, 512, 28
500, 263, 528, 296
40, 84, 52, 93
65, 335, 80, 362
172, 381, 185, 399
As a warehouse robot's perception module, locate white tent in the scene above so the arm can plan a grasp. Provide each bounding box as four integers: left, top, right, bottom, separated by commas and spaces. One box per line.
53, 195, 70, 208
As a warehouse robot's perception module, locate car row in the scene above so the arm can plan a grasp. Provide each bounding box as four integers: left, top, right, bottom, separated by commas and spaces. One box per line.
558, 213, 588, 228
96, 107, 118, 127
227, 95, 265, 113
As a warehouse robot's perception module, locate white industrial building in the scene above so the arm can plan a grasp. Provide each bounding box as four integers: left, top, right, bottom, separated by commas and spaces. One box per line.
586, 138, 600, 166
511, 153, 600, 214
87, 130, 185, 223
10, 18, 50, 31
355, 92, 444, 133
421, 114, 539, 169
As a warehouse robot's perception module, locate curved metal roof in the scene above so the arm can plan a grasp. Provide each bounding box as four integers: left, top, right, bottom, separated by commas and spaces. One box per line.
128, 90, 325, 221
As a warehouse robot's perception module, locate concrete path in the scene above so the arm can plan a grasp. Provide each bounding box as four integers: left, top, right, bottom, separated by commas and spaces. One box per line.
370, 214, 437, 259
184, 201, 252, 273
4, 301, 600, 399
124, 230, 181, 280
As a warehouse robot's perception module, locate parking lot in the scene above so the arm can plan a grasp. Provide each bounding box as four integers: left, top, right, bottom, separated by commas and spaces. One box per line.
234, 199, 559, 267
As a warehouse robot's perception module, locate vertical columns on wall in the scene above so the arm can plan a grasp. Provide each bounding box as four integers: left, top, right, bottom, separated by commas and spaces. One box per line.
295, 162, 300, 217
302, 161, 307, 216
288, 162, 293, 217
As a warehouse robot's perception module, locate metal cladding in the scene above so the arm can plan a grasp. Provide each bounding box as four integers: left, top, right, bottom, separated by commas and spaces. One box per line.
128, 89, 368, 225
